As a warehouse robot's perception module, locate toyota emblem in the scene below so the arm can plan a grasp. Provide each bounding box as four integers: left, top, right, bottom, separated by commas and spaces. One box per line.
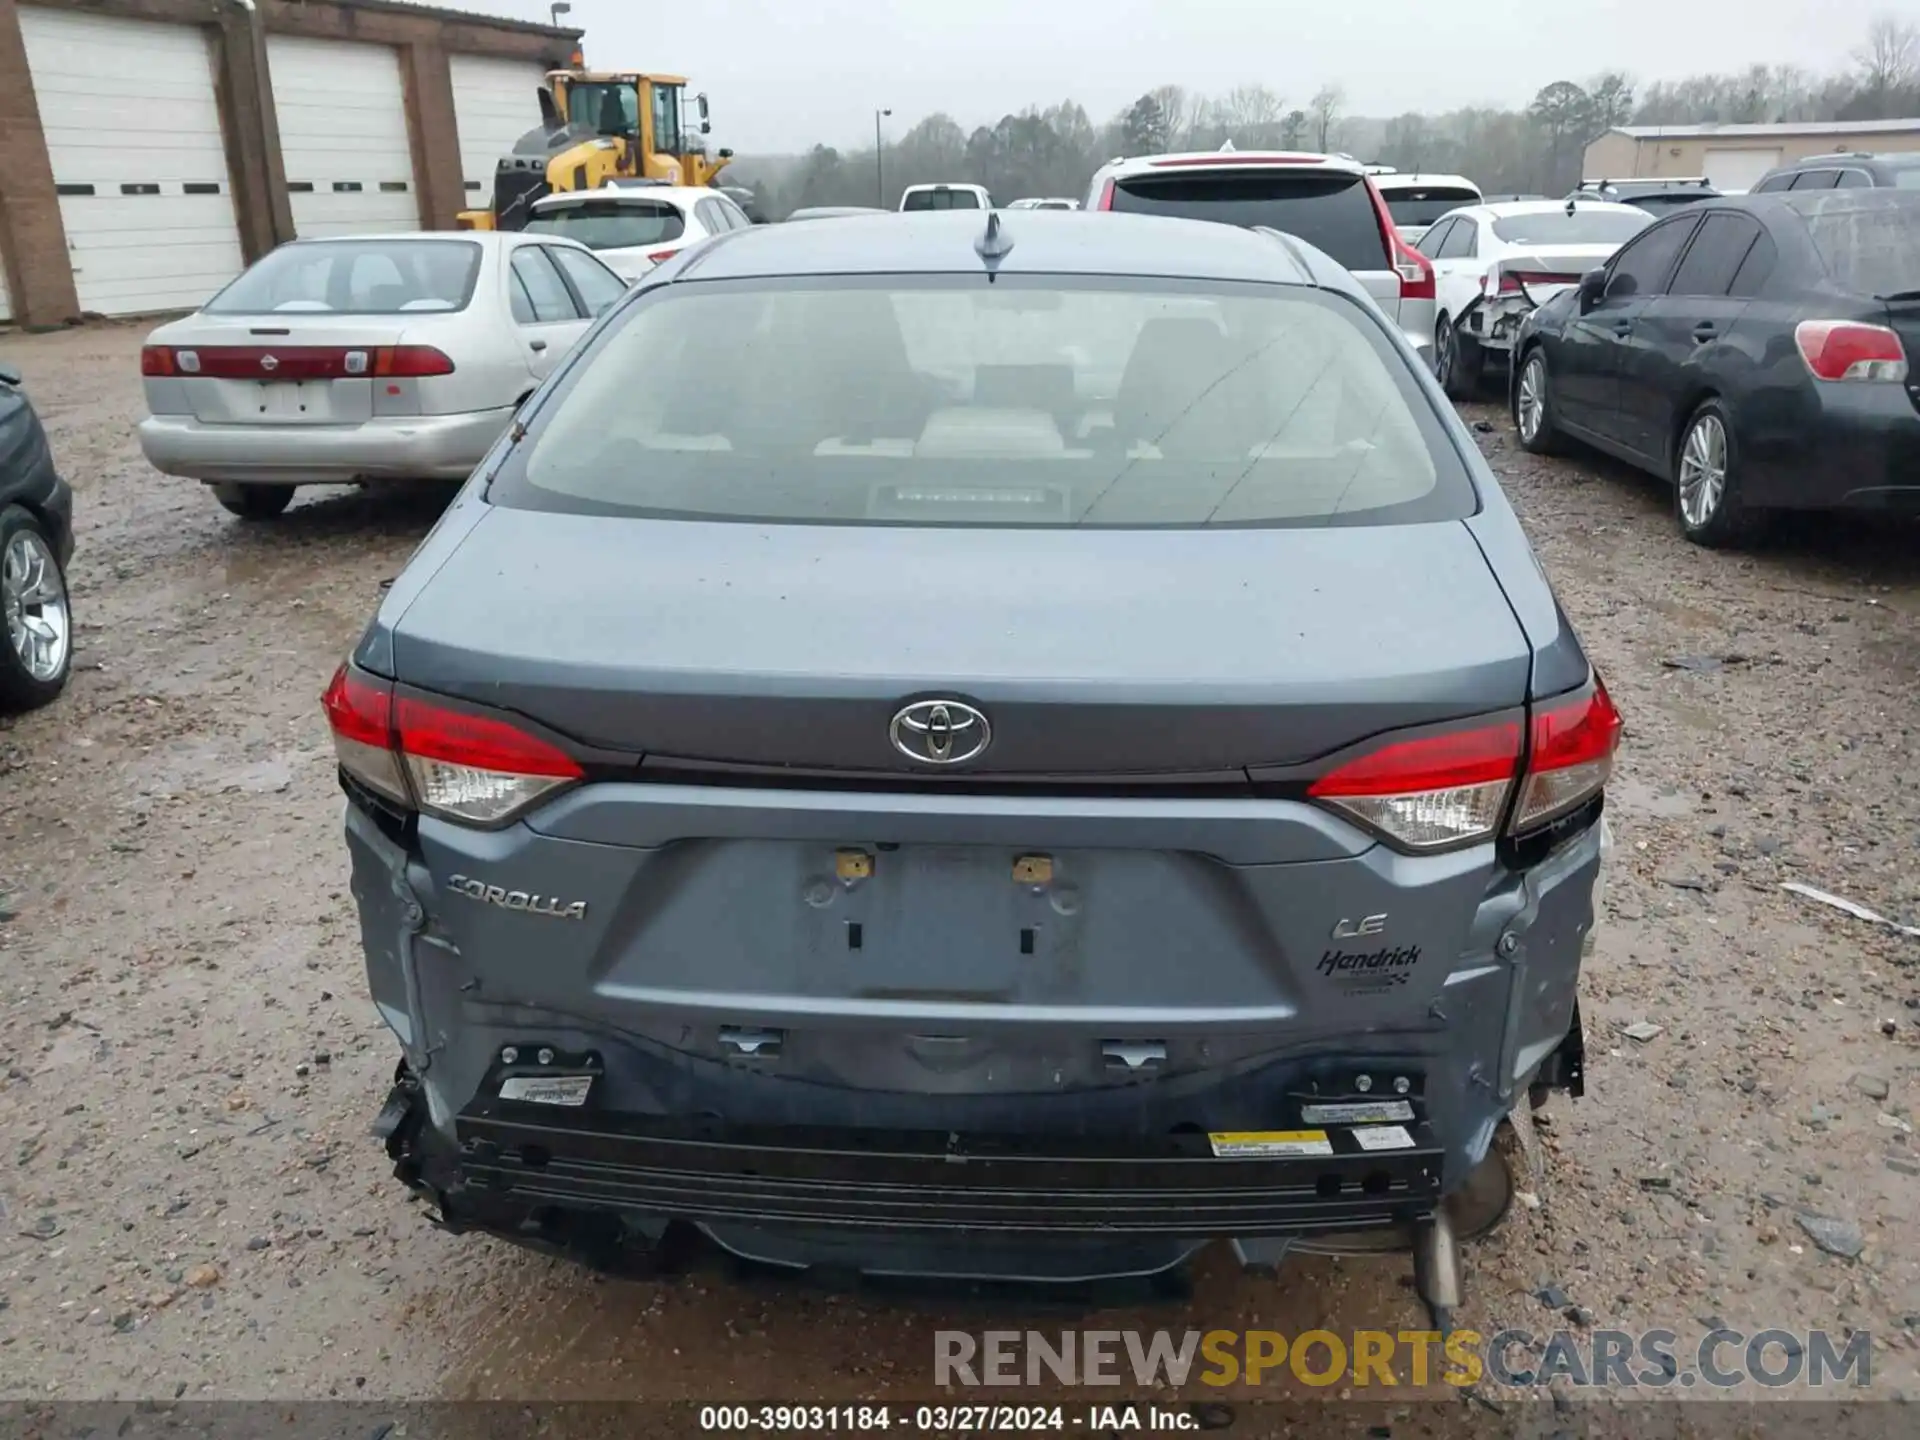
890, 699, 991, 766
259, 354, 279, 373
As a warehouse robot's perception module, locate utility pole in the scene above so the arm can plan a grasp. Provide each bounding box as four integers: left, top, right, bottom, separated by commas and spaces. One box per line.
875, 108, 892, 208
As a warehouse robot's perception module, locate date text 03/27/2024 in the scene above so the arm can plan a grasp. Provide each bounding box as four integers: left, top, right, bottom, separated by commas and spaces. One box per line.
698, 1404, 1198, 1431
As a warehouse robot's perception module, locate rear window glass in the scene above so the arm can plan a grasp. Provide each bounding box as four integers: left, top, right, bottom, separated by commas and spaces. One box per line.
526, 200, 686, 251
1490, 210, 1650, 244
495, 277, 1471, 530
1380, 187, 1481, 225
903, 189, 982, 211
205, 240, 481, 315
1110, 172, 1390, 272
1803, 203, 1920, 296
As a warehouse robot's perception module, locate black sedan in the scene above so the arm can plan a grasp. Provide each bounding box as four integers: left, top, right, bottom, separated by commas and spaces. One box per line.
1510, 189, 1920, 547
0, 359, 75, 710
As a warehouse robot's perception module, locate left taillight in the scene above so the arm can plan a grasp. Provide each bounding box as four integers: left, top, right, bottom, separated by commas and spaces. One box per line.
647, 245, 684, 264
1308, 677, 1623, 852
140, 345, 176, 377
322, 663, 583, 826
1362, 178, 1435, 301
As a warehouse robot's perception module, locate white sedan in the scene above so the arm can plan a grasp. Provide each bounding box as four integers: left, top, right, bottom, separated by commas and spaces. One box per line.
136, 232, 628, 519
1418, 200, 1651, 398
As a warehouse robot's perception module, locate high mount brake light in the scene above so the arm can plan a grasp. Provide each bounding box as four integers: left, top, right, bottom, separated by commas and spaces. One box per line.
1309, 679, 1622, 852
1793, 320, 1908, 383
322, 663, 583, 826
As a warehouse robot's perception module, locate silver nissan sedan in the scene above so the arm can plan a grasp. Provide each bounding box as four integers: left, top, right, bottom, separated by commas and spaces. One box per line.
137, 232, 627, 519
327, 209, 1618, 1303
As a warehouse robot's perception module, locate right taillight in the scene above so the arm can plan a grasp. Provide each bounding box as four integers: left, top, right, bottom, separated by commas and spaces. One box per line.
647, 245, 683, 264
322, 663, 583, 827
1512, 680, 1622, 832
1095, 178, 1116, 211
1794, 320, 1909, 383
1309, 721, 1521, 851
1309, 677, 1622, 852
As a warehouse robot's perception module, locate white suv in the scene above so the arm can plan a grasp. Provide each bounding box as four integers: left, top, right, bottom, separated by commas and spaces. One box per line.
525, 185, 756, 283
1083, 150, 1437, 366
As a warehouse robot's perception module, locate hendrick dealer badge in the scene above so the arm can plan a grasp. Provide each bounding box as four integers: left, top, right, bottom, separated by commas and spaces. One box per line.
498, 1075, 593, 1107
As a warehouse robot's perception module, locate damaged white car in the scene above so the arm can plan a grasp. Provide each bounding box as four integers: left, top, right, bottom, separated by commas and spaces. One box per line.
1419, 199, 1650, 399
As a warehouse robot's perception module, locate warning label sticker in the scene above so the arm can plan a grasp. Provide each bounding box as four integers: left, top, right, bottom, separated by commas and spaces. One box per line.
1208, 1130, 1334, 1158
498, 1075, 593, 1107
1300, 1099, 1415, 1125
1351, 1125, 1416, 1152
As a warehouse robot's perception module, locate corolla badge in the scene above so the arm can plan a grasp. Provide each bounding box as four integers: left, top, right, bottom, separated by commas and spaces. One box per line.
448, 874, 587, 921
890, 699, 991, 766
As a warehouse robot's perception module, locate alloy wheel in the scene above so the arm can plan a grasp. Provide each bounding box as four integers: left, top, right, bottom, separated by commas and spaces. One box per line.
2, 528, 70, 682
1678, 413, 1728, 529
1517, 355, 1546, 443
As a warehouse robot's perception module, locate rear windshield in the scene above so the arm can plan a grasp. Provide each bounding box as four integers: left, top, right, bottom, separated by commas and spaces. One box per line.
495, 277, 1471, 529
205, 240, 482, 315
903, 189, 983, 211
1803, 203, 1920, 295
1109, 172, 1391, 272
525, 200, 685, 250
1380, 187, 1481, 225
1490, 210, 1650, 244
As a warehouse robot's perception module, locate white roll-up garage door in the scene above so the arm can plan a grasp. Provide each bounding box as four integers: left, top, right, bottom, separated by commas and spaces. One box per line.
1703, 148, 1785, 192
450, 55, 551, 206
267, 35, 419, 237
18, 7, 246, 317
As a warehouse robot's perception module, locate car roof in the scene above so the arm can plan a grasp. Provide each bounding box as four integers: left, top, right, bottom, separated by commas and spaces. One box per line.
1097, 149, 1366, 180
270, 231, 529, 249
671, 209, 1346, 289
531, 185, 714, 211
1776, 151, 1920, 167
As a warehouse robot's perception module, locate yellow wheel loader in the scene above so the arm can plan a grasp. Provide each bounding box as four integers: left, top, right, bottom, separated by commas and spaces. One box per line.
459, 70, 733, 231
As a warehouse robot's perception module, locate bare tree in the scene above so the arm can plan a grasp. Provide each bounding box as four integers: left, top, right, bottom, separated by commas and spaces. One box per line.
1148, 85, 1204, 149
1221, 83, 1283, 132
1855, 14, 1920, 96
1309, 85, 1345, 151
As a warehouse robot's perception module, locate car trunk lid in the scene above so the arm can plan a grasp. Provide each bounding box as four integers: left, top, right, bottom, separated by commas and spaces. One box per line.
1484, 245, 1620, 303
153, 317, 414, 425
387, 511, 1530, 778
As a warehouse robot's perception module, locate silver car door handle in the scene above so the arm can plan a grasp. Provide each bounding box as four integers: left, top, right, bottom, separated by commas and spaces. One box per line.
529, 338, 549, 353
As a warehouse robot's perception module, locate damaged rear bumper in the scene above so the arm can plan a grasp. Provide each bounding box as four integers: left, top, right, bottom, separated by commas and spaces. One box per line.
375, 1056, 1457, 1279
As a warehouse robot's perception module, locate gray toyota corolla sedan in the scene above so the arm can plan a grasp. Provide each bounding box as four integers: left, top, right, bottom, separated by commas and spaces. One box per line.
326, 209, 1619, 1304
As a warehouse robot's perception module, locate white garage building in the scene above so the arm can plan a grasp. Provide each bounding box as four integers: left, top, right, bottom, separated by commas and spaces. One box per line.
1584, 119, 1920, 194
0, 0, 576, 325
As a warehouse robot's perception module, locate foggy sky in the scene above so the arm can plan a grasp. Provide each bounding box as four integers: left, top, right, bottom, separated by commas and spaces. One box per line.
424, 0, 1897, 155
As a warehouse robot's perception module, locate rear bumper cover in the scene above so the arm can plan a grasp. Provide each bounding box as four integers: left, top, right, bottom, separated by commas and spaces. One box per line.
346, 791, 1601, 1277
136, 407, 514, 485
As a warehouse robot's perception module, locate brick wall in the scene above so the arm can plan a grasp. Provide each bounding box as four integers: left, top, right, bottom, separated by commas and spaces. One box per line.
0, 0, 579, 324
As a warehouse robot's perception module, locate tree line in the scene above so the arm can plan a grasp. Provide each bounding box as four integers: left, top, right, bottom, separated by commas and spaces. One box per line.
728, 15, 1920, 217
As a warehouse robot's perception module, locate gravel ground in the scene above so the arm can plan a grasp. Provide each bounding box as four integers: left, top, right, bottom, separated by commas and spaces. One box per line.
2, 324, 1918, 1419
